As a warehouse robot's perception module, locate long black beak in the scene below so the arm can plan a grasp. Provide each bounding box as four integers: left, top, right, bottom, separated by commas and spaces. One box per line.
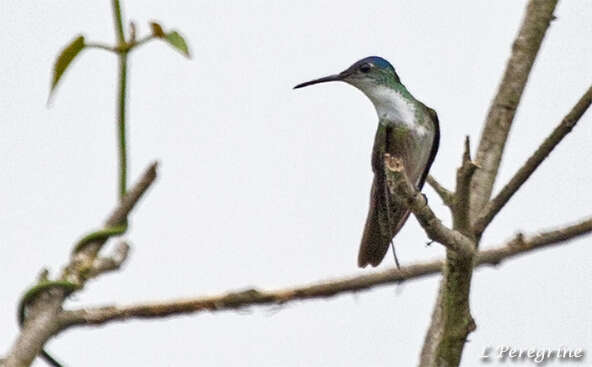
293, 74, 342, 89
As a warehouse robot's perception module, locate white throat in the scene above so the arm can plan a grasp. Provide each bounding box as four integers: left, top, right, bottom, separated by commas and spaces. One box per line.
363, 85, 417, 127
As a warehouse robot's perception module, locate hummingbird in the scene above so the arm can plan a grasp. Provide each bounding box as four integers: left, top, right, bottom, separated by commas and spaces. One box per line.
294, 56, 439, 268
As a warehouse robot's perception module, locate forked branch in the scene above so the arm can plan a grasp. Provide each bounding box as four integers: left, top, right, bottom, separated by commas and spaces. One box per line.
55, 216, 592, 328
473, 85, 592, 236
2, 163, 158, 367
469, 0, 559, 218
384, 154, 475, 255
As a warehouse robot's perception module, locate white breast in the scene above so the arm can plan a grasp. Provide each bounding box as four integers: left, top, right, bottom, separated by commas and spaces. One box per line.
365, 85, 418, 129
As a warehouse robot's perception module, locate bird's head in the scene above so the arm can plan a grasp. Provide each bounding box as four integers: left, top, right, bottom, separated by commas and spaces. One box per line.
294, 56, 400, 93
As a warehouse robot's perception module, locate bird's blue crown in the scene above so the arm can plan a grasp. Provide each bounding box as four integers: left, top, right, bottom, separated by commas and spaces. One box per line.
357, 56, 395, 73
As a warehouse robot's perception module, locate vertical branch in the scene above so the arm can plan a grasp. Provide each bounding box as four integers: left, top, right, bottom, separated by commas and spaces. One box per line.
452, 137, 478, 233
117, 53, 128, 200
384, 155, 478, 367
421, 4, 559, 365
112, 0, 128, 200
419, 138, 478, 367
469, 0, 558, 219
419, 247, 477, 367
111, 0, 125, 44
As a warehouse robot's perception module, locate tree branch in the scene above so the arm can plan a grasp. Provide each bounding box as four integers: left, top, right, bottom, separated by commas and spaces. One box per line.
469, 0, 559, 220
67, 162, 157, 268
453, 136, 479, 233
56, 216, 592, 328
473, 85, 592, 236
385, 153, 478, 366
2, 163, 158, 367
87, 241, 131, 279
420, 216, 592, 367
426, 175, 455, 208
420, 3, 559, 366
478, 216, 592, 264
384, 154, 475, 256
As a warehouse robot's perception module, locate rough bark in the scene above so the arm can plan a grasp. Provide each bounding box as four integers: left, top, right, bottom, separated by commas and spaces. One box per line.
469, 0, 559, 222
52, 215, 592, 327
419, 2, 560, 365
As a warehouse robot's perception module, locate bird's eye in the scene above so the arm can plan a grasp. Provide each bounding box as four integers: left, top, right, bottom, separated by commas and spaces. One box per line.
359, 64, 371, 73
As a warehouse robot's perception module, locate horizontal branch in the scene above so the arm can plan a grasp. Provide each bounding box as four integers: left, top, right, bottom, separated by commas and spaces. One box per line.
383, 154, 475, 255
473, 85, 592, 236
59, 215, 592, 328
478, 216, 592, 264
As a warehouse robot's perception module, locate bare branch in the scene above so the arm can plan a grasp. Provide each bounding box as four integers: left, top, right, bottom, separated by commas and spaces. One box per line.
453, 136, 479, 233
473, 85, 592, 236
426, 175, 454, 207
491, 216, 592, 259
59, 262, 443, 327
420, 3, 560, 366
420, 217, 591, 367
469, 0, 559, 220
384, 152, 478, 362
384, 154, 475, 256
2, 163, 158, 367
57, 216, 592, 328
87, 242, 131, 278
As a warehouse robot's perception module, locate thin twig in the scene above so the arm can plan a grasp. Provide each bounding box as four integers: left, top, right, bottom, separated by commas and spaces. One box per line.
127, 35, 156, 51
473, 85, 592, 236
426, 175, 454, 207
86, 35, 157, 54
58, 216, 592, 328
85, 42, 118, 52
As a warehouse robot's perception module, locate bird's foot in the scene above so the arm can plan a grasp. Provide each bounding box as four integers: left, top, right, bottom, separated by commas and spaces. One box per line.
421, 193, 429, 205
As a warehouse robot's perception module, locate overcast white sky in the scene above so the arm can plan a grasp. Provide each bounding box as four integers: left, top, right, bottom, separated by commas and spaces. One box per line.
1, 1, 591, 366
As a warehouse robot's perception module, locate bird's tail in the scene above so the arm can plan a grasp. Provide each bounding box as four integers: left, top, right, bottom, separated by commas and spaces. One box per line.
358, 177, 410, 267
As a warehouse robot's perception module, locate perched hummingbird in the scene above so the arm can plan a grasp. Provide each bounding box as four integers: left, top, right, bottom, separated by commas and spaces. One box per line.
294, 56, 439, 267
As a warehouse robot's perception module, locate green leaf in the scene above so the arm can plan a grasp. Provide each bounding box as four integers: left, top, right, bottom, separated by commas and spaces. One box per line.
50, 35, 86, 98
164, 31, 190, 58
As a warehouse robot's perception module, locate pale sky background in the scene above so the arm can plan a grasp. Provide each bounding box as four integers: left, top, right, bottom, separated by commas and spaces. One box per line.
1, 1, 591, 366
